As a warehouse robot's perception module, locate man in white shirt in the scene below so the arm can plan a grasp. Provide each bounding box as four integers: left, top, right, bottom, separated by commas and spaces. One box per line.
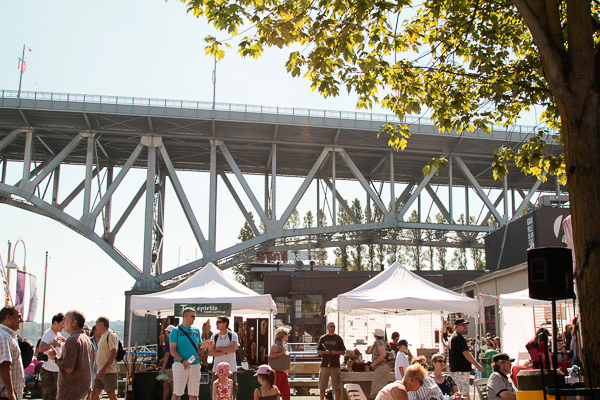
91, 317, 119, 400
209, 316, 238, 399
37, 313, 65, 400
394, 339, 410, 380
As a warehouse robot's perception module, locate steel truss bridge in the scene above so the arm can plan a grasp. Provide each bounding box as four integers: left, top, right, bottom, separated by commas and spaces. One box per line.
0, 90, 564, 289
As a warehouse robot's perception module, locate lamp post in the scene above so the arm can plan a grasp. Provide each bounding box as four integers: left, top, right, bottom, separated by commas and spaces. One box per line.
5, 240, 26, 336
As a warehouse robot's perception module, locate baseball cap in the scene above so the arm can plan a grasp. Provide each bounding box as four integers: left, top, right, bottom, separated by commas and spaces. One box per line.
254, 365, 273, 376
165, 325, 175, 332
398, 339, 411, 347
493, 353, 515, 363
455, 318, 469, 325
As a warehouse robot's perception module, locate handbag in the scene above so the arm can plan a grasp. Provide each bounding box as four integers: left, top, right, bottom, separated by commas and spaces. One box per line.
268, 353, 291, 371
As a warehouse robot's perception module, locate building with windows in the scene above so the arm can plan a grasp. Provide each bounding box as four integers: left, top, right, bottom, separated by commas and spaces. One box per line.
245, 262, 485, 342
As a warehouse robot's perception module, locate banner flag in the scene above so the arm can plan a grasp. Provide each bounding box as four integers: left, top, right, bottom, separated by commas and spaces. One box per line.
16, 270, 26, 313
17, 58, 27, 74
27, 274, 38, 322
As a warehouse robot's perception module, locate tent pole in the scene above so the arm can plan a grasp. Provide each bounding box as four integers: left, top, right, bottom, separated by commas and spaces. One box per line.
127, 310, 133, 393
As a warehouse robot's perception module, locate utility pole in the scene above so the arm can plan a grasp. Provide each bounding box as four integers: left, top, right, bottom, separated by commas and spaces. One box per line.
41, 251, 48, 337
17, 44, 26, 106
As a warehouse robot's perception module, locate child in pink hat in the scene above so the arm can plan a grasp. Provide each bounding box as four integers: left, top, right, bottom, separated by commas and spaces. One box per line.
254, 365, 280, 400
213, 362, 233, 400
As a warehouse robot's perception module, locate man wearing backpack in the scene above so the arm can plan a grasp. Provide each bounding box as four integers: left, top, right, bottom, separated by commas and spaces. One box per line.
37, 313, 65, 400
208, 316, 239, 399
91, 317, 118, 400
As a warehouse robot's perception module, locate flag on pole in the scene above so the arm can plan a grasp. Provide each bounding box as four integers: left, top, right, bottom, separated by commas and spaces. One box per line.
16, 270, 26, 313
18, 58, 27, 74
27, 274, 38, 322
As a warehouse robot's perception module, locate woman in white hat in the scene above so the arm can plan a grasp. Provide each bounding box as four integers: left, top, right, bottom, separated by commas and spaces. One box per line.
366, 328, 392, 395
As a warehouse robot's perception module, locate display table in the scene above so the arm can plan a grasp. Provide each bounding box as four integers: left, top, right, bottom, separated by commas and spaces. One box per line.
160, 370, 260, 400
512, 366, 532, 389
340, 371, 395, 400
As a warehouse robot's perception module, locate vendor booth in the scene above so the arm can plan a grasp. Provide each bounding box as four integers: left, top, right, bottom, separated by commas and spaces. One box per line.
499, 289, 575, 362
129, 262, 277, 400
326, 263, 478, 398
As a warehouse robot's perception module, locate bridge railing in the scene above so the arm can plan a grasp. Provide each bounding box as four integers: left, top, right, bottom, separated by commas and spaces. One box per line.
1, 89, 543, 135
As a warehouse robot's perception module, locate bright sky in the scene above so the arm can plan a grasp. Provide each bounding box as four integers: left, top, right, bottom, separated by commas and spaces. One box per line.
0, 0, 389, 325
0, 0, 542, 327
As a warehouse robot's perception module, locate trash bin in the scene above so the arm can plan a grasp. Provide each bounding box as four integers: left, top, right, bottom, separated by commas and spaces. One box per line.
480, 350, 498, 379
545, 383, 600, 400
133, 371, 161, 400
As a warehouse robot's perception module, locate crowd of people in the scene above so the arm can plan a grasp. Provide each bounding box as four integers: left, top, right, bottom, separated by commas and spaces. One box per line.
0, 306, 122, 400
0, 304, 578, 400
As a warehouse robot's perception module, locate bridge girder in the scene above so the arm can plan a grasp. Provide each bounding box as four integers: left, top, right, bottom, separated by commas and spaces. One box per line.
0, 91, 565, 288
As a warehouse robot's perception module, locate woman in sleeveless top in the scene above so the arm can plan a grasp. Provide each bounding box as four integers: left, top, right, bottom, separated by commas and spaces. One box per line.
254, 364, 281, 400
269, 327, 290, 400
430, 353, 458, 396
376, 364, 427, 400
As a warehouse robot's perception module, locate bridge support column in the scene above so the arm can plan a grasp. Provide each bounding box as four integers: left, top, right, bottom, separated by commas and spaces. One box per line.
136, 136, 162, 290
124, 289, 159, 348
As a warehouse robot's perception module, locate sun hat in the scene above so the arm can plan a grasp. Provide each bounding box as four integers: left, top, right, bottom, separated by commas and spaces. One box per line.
374, 328, 385, 337
216, 362, 233, 376
165, 325, 175, 332
254, 365, 273, 376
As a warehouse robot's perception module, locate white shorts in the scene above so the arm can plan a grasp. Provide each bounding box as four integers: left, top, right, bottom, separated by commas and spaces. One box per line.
451, 371, 470, 395
173, 362, 201, 396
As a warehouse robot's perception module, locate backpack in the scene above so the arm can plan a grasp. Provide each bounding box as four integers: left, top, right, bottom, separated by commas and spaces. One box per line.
212, 331, 233, 345
383, 342, 396, 363
106, 333, 127, 362
18, 336, 34, 368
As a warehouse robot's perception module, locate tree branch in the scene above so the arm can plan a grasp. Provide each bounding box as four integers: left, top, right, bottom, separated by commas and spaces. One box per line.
512, 0, 570, 107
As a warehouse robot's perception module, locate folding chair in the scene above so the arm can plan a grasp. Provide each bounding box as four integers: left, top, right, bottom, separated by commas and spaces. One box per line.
344, 383, 368, 400
473, 378, 488, 400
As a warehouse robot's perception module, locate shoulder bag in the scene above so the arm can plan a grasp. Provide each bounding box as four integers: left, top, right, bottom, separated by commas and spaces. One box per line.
178, 326, 200, 359
268, 342, 290, 371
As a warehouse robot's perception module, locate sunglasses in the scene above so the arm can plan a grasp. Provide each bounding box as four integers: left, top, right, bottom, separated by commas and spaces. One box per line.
434, 359, 446, 363
413, 377, 424, 386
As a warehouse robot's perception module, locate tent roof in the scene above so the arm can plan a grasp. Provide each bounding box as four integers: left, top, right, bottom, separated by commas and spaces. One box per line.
325, 262, 478, 315
130, 263, 277, 316
498, 289, 551, 308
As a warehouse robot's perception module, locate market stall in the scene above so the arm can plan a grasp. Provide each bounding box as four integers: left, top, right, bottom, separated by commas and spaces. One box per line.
499, 288, 574, 361
129, 262, 277, 399
326, 262, 479, 395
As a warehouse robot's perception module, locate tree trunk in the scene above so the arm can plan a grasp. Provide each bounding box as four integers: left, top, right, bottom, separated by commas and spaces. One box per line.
563, 91, 600, 387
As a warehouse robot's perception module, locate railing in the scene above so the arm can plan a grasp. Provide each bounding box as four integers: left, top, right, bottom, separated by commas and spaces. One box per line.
0, 89, 544, 134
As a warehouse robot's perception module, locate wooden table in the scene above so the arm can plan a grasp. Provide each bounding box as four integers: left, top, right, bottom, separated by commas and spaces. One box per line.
340, 371, 395, 400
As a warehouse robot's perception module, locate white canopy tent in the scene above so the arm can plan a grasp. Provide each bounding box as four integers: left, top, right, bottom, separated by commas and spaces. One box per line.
326, 262, 479, 315
128, 262, 277, 351
130, 262, 276, 316
499, 289, 551, 361
325, 262, 479, 355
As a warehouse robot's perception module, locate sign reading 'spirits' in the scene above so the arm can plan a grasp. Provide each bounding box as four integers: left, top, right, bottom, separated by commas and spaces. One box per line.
174, 303, 232, 317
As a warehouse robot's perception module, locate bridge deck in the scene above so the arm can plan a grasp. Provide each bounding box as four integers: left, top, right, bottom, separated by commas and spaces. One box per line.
0, 90, 558, 191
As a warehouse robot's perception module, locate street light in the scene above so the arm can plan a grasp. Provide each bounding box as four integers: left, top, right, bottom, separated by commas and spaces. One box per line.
5, 240, 26, 336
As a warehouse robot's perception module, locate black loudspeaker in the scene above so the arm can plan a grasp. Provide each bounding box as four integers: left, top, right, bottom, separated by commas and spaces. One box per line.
527, 247, 575, 300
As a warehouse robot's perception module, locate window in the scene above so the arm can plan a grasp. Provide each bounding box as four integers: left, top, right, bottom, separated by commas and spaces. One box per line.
274, 296, 292, 324
294, 295, 323, 318
484, 305, 496, 335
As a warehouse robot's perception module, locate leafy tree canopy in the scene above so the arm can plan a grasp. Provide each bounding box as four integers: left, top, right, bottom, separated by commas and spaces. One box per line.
182, 0, 577, 183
